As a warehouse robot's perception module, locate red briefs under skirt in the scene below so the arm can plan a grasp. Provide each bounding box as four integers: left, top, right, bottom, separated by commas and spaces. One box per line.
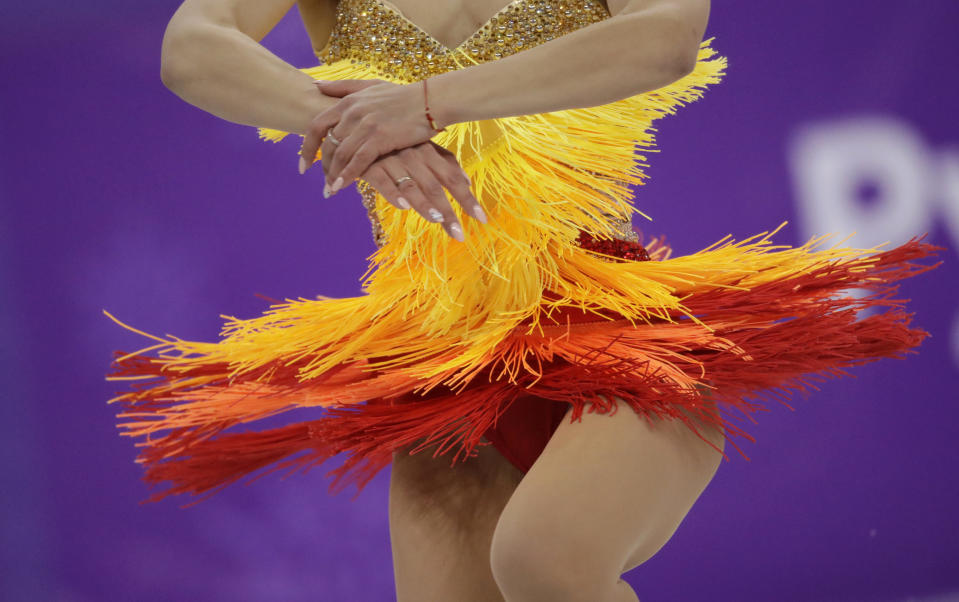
482, 395, 571, 474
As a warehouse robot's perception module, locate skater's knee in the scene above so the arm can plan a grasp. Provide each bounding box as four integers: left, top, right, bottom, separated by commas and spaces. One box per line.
490, 523, 628, 602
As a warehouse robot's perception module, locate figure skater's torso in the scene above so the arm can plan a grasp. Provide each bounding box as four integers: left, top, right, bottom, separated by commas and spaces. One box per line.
350, 0, 610, 51
318, 0, 612, 78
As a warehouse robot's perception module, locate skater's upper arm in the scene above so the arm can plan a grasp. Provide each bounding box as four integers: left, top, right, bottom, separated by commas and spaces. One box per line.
166, 0, 297, 42
606, 0, 709, 24
604, 0, 709, 74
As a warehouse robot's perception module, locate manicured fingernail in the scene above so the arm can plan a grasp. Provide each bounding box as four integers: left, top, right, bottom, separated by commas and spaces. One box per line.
396, 197, 411, 209
331, 176, 343, 193
449, 223, 464, 242
428, 208, 444, 222
323, 183, 330, 198
472, 205, 487, 224
299, 156, 307, 175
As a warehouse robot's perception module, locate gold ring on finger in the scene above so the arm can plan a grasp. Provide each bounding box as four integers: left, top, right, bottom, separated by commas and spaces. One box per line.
394, 175, 414, 186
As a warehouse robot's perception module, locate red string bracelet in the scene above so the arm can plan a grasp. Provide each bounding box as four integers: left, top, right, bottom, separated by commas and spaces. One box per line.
422, 79, 445, 133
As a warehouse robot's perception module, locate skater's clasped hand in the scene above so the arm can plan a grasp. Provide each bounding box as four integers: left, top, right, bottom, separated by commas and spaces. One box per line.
300, 79, 486, 241
355, 141, 487, 241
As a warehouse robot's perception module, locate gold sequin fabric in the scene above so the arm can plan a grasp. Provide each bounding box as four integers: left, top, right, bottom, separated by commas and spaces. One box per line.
357, 181, 388, 248
319, 0, 611, 79
323, 0, 640, 249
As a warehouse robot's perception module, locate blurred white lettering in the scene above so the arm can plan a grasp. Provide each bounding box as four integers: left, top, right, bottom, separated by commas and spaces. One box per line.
788, 116, 941, 248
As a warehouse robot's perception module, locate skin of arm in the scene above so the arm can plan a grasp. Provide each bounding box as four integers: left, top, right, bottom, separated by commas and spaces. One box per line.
160, 0, 336, 135
430, 0, 711, 127
307, 0, 710, 193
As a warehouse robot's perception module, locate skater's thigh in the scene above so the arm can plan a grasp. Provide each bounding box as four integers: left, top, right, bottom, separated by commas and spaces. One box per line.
491, 399, 725, 582
390, 437, 523, 530
389, 437, 522, 602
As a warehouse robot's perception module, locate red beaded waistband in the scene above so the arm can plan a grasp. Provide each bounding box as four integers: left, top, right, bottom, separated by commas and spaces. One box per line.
574, 230, 651, 262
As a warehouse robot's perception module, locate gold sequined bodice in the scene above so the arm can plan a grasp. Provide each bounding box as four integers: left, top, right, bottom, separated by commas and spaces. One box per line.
319, 0, 610, 79
318, 0, 639, 247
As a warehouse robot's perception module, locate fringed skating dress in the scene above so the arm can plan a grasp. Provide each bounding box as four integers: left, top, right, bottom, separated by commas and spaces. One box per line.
105, 0, 941, 506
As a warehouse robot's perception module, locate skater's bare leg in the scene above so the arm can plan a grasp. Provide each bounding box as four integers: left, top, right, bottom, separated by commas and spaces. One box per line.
389, 436, 522, 602
489, 398, 725, 602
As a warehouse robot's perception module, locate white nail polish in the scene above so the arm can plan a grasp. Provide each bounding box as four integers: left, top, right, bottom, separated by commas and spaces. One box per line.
331, 176, 343, 193
428, 208, 444, 222
299, 156, 307, 175
449, 223, 464, 242
397, 197, 411, 209
323, 183, 330, 198
472, 205, 487, 224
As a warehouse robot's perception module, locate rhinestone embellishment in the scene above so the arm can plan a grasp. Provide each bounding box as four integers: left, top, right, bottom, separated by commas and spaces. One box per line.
320, 0, 609, 81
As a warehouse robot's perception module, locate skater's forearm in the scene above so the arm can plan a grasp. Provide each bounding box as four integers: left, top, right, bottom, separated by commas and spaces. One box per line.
160, 2, 332, 136
427, 0, 710, 128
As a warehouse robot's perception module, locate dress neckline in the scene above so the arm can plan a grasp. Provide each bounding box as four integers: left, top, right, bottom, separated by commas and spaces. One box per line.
368, 0, 548, 52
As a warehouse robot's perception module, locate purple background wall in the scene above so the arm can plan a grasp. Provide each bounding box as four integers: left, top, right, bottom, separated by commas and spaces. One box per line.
2, 2, 957, 601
